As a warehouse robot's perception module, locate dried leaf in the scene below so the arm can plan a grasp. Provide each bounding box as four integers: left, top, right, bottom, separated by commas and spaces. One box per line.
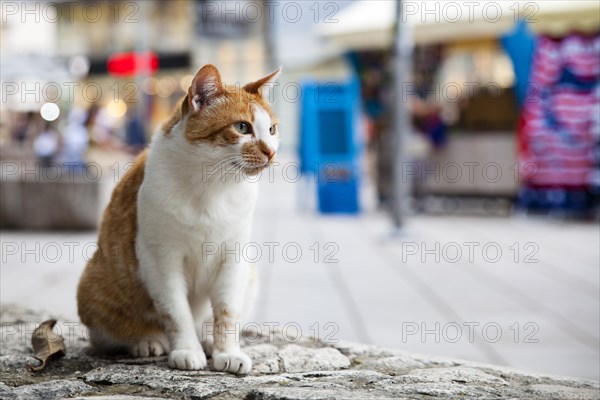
29, 319, 66, 372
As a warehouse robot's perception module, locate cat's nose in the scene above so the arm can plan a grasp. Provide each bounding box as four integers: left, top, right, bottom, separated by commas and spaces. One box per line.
257, 140, 275, 161
262, 148, 275, 161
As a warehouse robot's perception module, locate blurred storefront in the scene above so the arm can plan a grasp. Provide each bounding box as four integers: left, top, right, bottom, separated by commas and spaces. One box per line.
1, 0, 271, 150
318, 1, 600, 217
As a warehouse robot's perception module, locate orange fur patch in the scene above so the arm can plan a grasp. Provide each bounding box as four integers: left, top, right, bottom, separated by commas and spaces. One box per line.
184, 86, 277, 146
77, 150, 164, 346
212, 303, 240, 352
161, 100, 182, 136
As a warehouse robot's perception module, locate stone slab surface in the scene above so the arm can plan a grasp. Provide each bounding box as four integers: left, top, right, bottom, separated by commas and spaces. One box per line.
1, 305, 598, 399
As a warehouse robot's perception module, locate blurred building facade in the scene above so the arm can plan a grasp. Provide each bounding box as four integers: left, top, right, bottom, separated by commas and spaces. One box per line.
1, 0, 273, 151
2, 0, 598, 224
318, 0, 600, 217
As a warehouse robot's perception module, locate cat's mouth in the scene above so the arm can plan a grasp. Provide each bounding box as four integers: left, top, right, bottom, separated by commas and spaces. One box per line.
239, 152, 275, 175
242, 162, 270, 175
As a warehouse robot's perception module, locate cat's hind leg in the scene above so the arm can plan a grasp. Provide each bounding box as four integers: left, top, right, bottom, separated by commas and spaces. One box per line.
130, 331, 170, 357
87, 327, 130, 355
88, 327, 169, 357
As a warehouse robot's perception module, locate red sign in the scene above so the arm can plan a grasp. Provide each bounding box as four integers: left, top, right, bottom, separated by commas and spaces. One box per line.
107, 52, 159, 77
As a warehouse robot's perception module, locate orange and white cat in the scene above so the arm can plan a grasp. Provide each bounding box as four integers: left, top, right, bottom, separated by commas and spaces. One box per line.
77, 64, 281, 374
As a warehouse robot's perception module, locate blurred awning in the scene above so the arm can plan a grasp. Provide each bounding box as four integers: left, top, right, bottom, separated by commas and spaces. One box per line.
0, 55, 71, 112
88, 52, 191, 76
318, 1, 600, 50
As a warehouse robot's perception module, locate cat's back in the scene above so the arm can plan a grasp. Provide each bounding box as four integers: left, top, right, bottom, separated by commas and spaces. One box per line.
99, 149, 148, 239
77, 150, 158, 342
87, 148, 148, 272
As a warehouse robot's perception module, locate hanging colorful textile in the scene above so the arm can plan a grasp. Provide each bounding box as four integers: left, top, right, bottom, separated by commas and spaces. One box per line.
518, 33, 600, 216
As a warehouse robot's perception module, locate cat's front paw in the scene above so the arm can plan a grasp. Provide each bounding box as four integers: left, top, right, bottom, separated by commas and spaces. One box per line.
168, 349, 207, 370
213, 350, 252, 375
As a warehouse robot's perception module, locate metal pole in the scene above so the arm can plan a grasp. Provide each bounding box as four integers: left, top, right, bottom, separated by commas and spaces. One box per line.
263, 0, 278, 107
135, 0, 150, 136
391, 0, 413, 230
264, 1, 278, 71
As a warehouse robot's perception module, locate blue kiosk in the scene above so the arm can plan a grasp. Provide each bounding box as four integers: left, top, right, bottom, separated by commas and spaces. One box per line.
299, 78, 361, 214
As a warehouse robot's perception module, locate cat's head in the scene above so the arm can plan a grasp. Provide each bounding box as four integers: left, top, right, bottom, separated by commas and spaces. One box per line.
164, 64, 281, 176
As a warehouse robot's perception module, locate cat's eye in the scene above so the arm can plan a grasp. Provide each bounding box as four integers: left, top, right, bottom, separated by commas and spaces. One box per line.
269, 124, 278, 136
234, 122, 252, 135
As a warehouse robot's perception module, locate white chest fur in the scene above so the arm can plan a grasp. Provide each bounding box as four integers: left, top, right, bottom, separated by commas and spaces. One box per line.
136, 124, 258, 291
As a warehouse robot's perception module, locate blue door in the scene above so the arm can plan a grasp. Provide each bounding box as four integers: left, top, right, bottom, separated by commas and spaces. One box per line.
299, 79, 361, 214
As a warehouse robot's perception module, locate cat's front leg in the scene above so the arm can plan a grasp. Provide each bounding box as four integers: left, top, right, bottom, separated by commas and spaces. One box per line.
137, 245, 206, 370
210, 260, 252, 375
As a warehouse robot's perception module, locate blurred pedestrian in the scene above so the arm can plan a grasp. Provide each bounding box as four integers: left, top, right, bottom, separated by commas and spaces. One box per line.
33, 121, 61, 167
12, 112, 37, 146
124, 108, 146, 154
60, 107, 89, 172
86, 103, 115, 148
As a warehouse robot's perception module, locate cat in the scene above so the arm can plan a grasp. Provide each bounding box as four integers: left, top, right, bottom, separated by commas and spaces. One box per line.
77, 64, 281, 374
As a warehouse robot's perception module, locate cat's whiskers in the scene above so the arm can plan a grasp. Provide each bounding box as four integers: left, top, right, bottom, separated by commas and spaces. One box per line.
201, 155, 242, 184
201, 157, 248, 194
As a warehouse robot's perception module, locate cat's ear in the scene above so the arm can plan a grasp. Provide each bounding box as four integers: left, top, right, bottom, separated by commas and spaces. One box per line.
187, 64, 224, 111
243, 67, 282, 98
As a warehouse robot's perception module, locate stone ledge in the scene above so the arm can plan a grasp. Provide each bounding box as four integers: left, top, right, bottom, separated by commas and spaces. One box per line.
0, 180, 100, 230
1, 305, 598, 400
